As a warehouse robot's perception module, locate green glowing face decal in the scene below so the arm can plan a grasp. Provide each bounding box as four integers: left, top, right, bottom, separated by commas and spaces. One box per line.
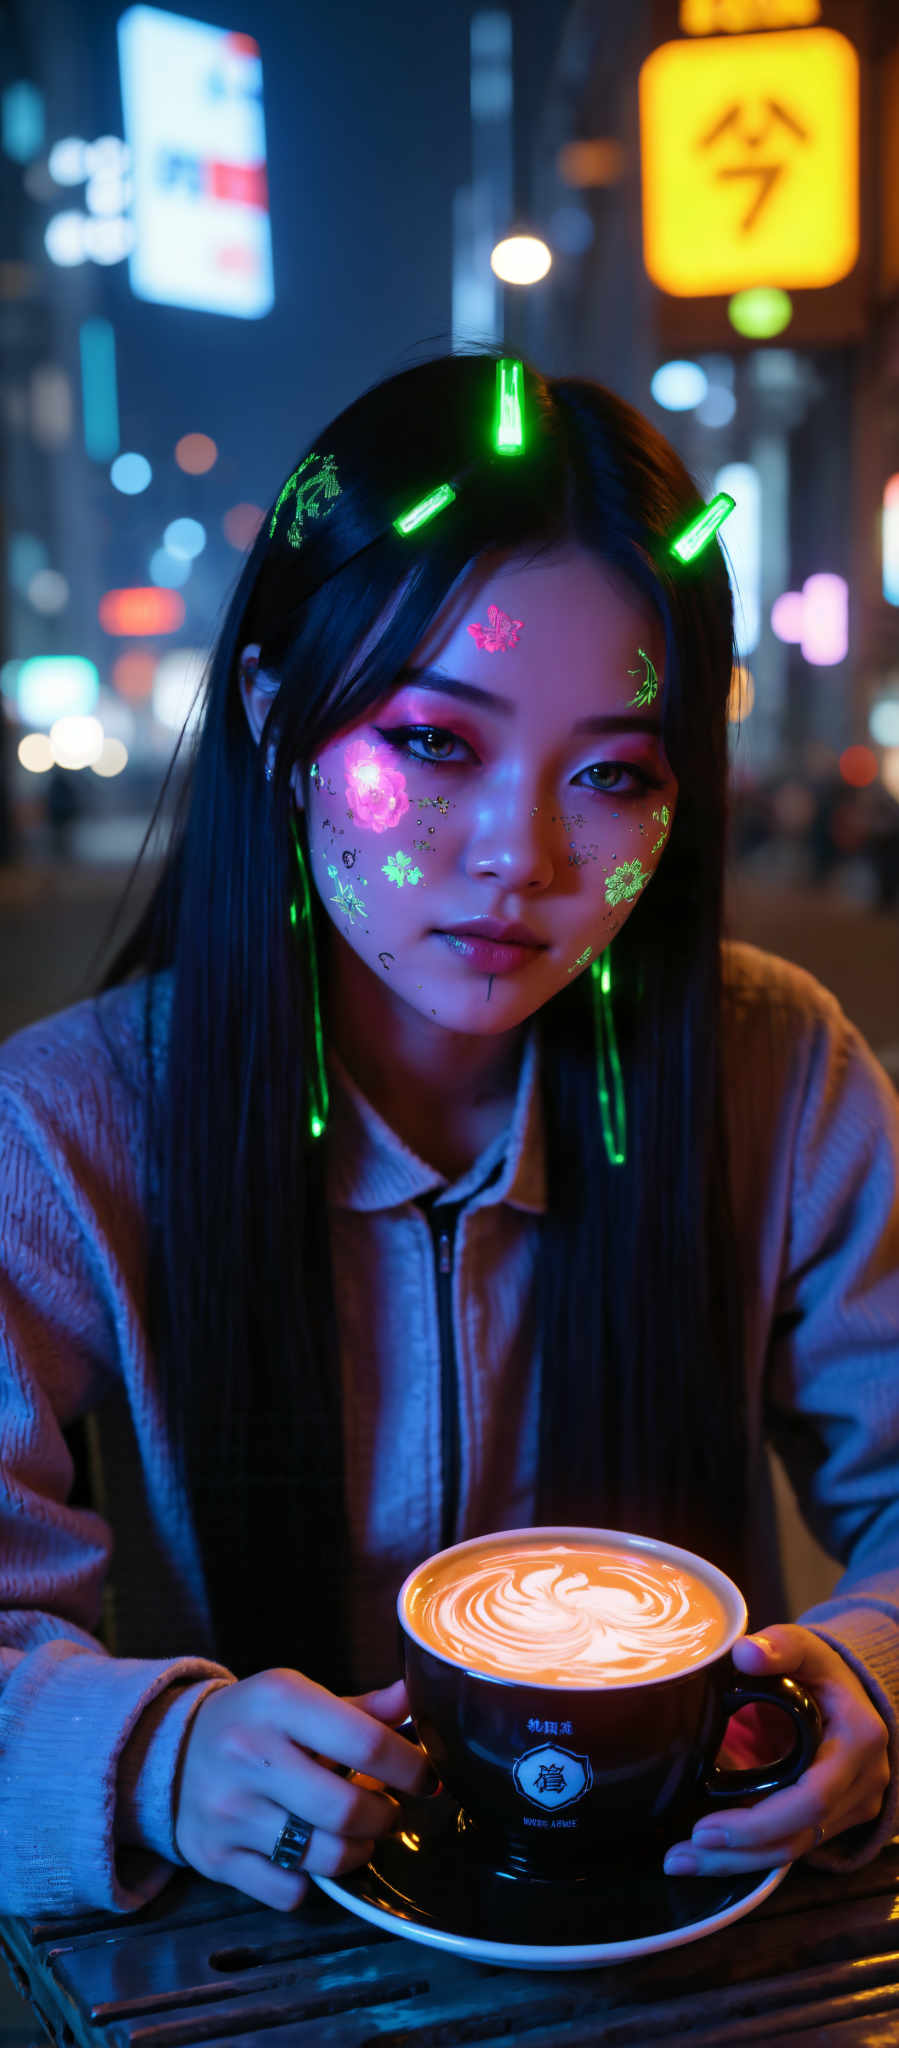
567, 943, 594, 976
605, 857, 649, 906
270, 451, 341, 546
649, 803, 671, 857
382, 849, 424, 887
325, 861, 367, 925
627, 648, 659, 708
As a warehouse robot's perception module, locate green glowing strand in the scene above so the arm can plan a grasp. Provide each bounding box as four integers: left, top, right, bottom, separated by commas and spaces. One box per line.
627, 647, 659, 708
669, 492, 736, 564
591, 950, 626, 1167
605, 857, 649, 906
494, 357, 524, 453
270, 451, 341, 547
393, 482, 457, 536
290, 817, 330, 1142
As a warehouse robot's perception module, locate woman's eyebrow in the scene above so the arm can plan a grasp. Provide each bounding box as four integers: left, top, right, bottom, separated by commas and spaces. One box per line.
395, 664, 662, 738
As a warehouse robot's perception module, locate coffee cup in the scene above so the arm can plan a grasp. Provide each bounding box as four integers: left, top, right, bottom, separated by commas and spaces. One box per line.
397, 1526, 822, 1879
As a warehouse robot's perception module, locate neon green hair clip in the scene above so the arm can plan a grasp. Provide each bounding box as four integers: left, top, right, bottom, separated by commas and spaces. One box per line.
669, 491, 735, 564
392, 357, 525, 537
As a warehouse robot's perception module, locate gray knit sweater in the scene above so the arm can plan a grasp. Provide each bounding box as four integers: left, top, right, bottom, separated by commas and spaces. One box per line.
1, 940, 898, 1915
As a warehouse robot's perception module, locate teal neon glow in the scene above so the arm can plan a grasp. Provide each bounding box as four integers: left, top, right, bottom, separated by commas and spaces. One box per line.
670, 492, 736, 564
591, 950, 626, 1167
290, 818, 330, 1141
393, 482, 457, 536
494, 358, 524, 452
79, 319, 120, 463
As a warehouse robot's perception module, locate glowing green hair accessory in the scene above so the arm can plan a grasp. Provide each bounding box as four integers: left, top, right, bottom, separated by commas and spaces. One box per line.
393, 482, 457, 537
494, 357, 524, 452
392, 357, 525, 538
669, 491, 735, 564
290, 815, 330, 1142
270, 450, 341, 548
591, 947, 626, 1167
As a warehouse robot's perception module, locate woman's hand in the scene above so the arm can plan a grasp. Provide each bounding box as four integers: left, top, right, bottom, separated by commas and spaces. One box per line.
174, 1670, 434, 1911
663, 1625, 891, 1876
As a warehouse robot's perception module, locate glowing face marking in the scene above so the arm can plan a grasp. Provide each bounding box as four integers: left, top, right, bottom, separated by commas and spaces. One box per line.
605, 858, 650, 906
649, 804, 671, 857
627, 648, 659, 708
326, 862, 367, 925
567, 944, 594, 976
344, 739, 410, 832
269, 451, 341, 547
466, 605, 523, 652
382, 849, 424, 887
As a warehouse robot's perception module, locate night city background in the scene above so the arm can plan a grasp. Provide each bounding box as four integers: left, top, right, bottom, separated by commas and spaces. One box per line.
1, 0, 898, 1052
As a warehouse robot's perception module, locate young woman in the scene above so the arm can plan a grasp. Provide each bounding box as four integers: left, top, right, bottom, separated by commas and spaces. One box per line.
0, 351, 896, 1921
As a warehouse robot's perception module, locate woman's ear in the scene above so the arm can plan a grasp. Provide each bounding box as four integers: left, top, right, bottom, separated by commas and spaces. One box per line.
237, 641, 280, 747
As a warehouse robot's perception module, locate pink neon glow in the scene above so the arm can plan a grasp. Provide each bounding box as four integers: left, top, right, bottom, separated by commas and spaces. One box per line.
466, 604, 524, 652
800, 574, 848, 667
770, 591, 804, 644
344, 738, 410, 832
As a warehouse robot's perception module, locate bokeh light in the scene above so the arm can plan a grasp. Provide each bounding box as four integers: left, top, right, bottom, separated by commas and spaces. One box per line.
869, 699, 899, 748
223, 502, 264, 549
44, 211, 89, 266
112, 650, 155, 699
839, 745, 877, 788
27, 569, 69, 614
17, 655, 98, 726
696, 385, 737, 428
727, 664, 755, 722
728, 288, 793, 338
650, 360, 708, 411
49, 714, 104, 768
490, 235, 552, 284
175, 432, 217, 474
99, 587, 185, 634
17, 733, 54, 773
150, 548, 191, 587
84, 216, 134, 264
152, 648, 206, 734
111, 451, 152, 494
771, 591, 805, 643
8, 532, 49, 591
91, 736, 129, 777
163, 517, 206, 559
47, 136, 89, 185
882, 749, 899, 804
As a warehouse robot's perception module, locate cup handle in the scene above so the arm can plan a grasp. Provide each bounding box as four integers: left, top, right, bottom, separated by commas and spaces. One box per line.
702, 1669, 823, 1800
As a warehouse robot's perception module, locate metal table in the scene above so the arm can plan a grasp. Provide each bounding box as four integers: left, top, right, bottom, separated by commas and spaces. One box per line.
2, 1839, 899, 2047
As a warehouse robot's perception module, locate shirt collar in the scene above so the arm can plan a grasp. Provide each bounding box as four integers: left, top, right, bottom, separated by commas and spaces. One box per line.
326, 1021, 546, 1215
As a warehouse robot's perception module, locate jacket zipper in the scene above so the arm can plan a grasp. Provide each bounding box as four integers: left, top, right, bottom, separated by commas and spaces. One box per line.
418, 1195, 464, 1553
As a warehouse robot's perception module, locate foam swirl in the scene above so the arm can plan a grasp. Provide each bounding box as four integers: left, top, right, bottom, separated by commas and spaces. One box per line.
413, 1545, 730, 1685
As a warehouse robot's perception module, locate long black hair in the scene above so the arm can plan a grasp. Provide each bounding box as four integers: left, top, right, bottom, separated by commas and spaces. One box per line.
101, 348, 747, 1690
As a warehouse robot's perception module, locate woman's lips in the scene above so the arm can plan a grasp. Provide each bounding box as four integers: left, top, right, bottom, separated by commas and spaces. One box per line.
435, 932, 546, 974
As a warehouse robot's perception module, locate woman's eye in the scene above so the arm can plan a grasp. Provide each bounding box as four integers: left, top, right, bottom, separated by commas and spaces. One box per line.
374, 726, 659, 795
375, 725, 467, 767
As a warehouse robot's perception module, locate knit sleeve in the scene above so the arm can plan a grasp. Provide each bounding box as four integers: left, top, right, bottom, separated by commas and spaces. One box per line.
0, 1048, 233, 1916
763, 999, 899, 1870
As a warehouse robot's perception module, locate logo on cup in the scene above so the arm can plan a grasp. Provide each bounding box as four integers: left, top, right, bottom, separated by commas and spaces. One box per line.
512, 1743, 594, 1812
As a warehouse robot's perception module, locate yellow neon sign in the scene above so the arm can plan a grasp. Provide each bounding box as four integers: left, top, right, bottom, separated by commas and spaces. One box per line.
639, 28, 859, 296
679, 0, 820, 30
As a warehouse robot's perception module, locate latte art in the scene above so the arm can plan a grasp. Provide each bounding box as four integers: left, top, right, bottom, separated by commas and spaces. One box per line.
406, 1542, 732, 1685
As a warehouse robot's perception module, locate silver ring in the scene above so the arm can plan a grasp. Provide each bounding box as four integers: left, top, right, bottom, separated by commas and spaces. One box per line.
270, 1812, 314, 1871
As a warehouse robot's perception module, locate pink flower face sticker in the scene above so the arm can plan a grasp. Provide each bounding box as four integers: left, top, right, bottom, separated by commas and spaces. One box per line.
466, 604, 524, 652
344, 738, 410, 832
